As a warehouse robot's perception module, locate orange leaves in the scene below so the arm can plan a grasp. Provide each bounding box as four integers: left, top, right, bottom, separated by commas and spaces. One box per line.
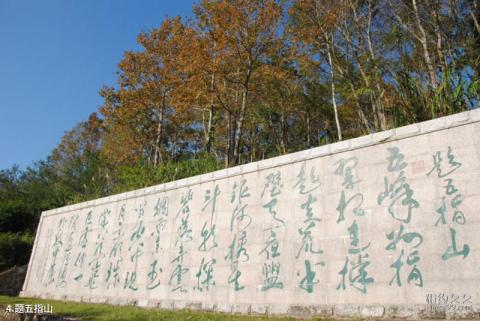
47, 0, 480, 173
99, 1, 296, 165
289, 0, 349, 46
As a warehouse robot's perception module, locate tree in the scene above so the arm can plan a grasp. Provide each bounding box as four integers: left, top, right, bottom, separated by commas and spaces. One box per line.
194, 0, 286, 165
289, 0, 350, 140
101, 18, 187, 167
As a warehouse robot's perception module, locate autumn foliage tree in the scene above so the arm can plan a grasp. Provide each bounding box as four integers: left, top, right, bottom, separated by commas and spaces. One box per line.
101, 18, 188, 167
192, 0, 287, 165
94, 0, 479, 168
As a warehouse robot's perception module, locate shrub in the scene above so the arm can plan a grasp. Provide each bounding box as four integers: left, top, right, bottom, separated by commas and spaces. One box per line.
113, 155, 222, 193
0, 232, 34, 271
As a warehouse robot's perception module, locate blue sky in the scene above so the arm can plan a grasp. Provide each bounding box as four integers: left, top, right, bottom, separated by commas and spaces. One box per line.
0, 0, 195, 170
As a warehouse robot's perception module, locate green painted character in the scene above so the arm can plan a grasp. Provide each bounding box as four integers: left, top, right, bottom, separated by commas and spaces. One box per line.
435, 197, 447, 226
298, 260, 318, 293
442, 228, 470, 260
105, 260, 121, 289
386, 224, 423, 251
337, 254, 373, 293
151, 197, 169, 254
336, 191, 364, 223
194, 258, 216, 292
261, 261, 283, 291
294, 162, 321, 195
427, 146, 462, 178
146, 259, 162, 290
199, 185, 220, 251
259, 228, 280, 259
334, 157, 360, 189
124, 271, 138, 291
389, 250, 404, 287
199, 221, 217, 252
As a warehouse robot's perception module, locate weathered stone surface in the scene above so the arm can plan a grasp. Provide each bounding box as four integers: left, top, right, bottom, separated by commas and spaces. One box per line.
173, 301, 187, 310
201, 302, 216, 312
159, 300, 174, 310
314, 305, 334, 317
417, 304, 447, 319
334, 305, 360, 318
360, 305, 385, 318
136, 299, 149, 308
215, 303, 232, 313
20, 109, 480, 319
232, 304, 250, 314
186, 302, 202, 311
394, 123, 420, 139
385, 305, 417, 319
0, 265, 27, 296
288, 305, 317, 317
250, 304, 268, 314
267, 304, 289, 315
447, 305, 478, 320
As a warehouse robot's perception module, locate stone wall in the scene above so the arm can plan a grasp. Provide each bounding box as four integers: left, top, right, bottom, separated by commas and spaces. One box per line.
21, 109, 480, 319
0, 265, 27, 296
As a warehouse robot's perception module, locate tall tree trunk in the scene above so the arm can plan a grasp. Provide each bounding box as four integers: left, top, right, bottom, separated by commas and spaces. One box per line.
326, 40, 342, 141
232, 88, 247, 165
345, 0, 384, 130
365, 1, 387, 130
280, 112, 287, 154
153, 102, 165, 168
333, 45, 372, 133
348, 82, 371, 133
226, 110, 232, 167
227, 81, 241, 166
170, 132, 177, 161
249, 127, 255, 163
432, 2, 448, 77
205, 73, 216, 154
306, 112, 311, 148
412, 0, 437, 88
205, 104, 215, 154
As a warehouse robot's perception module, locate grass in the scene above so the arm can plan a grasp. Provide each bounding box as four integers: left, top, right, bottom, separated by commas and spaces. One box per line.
0, 296, 331, 321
